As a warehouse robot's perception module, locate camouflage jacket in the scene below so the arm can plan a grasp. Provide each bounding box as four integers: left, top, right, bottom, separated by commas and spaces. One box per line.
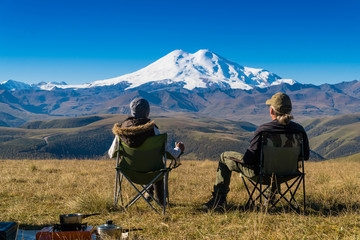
243, 119, 310, 165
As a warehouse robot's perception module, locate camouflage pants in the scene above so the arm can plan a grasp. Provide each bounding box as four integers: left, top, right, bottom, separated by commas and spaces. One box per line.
213, 151, 257, 196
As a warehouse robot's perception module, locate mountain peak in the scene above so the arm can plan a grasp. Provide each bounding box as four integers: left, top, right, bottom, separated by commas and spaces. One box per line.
79, 49, 297, 90
4, 50, 297, 91
194, 49, 213, 56
1, 80, 33, 91
168, 49, 188, 56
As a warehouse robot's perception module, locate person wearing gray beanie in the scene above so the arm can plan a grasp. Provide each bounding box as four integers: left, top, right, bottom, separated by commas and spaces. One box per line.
130, 97, 150, 119
108, 97, 185, 206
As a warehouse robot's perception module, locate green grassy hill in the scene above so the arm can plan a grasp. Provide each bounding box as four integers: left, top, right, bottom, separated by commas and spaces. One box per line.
329, 152, 360, 162
303, 113, 360, 159
20, 115, 109, 129
0, 114, 256, 160
1, 113, 360, 160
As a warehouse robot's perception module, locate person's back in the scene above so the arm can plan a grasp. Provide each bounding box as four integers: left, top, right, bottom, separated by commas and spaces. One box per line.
108, 97, 184, 205
112, 117, 156, 148
243, 119, 309, 166
202, 92, 310, 211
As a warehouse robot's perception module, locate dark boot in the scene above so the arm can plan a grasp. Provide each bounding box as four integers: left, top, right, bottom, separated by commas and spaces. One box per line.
202, 192, 227, 211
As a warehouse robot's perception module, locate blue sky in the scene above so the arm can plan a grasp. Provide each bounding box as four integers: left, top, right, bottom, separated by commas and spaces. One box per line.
0, 0, 359, 85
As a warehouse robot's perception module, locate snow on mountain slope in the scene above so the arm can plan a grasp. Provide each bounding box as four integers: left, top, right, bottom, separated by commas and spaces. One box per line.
86, 49, 296, 90
0, 80, 34, 91
1, 50, 296, 91
36, 81, 83, 90
0, 80, 69, 91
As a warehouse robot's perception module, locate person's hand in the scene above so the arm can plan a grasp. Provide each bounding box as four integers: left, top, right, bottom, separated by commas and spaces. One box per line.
176, 142, 185, 152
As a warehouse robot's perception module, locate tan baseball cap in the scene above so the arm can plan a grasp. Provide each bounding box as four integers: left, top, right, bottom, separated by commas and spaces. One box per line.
266, 92, 292, 114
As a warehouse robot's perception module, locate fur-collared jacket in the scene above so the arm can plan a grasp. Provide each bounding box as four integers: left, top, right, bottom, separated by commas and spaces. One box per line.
107, 117, 181, 159
112, 117, 157, 148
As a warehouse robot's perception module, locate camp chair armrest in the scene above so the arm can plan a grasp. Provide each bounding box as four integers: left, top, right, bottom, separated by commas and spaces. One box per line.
166, 151, 177, 160
166, 151, 182, 169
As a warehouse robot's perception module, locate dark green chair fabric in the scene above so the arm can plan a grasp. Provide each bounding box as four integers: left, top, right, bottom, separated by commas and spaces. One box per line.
241, 132, 306, 212
117, 134, 167, 184
114, 134, 177, 215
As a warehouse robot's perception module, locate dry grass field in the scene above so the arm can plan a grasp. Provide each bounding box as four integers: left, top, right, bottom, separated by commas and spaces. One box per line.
0, 158, 359, 239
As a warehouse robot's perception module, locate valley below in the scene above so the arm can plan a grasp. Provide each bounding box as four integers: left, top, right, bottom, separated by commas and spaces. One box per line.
0, 113, 360, 161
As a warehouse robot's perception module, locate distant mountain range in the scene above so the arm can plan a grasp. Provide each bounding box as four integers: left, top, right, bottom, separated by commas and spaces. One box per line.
303, 113, 360, 159
1, 113, 359, 160
0, 49, 360, 127
0, 114, 256, 160
1, 49, 295, 91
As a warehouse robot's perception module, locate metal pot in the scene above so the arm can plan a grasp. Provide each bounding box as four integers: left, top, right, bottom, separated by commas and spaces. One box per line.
59, 213, 100, 224
96, 220, 122, 239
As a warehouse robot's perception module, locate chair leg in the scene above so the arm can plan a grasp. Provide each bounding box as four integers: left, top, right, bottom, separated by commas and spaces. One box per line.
114, 171, 118, 207
271, 176, 302, 212
243, 175, 305, 213
114, 171, 123, 208
243, 177, 274, 209
259, 175, 263, 205
125, 180, 161, 214
285, 181, 300, 210
165, 172, 170, 204
116, 169, 172, 215
163, 173, 167, 215
242, 177, 259, 208
241, 177, 252, 208
121, 172, 165, 214
127, 184, 152, 207
302, 175, 306, 213
283, 176, 305, 213
119, 174, 124, 206
289, 176, 304, 212
280, 182, 300, 212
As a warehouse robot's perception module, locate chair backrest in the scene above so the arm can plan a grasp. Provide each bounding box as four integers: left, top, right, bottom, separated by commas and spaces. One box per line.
261, 132, 303, 176
118, 134, 167, 173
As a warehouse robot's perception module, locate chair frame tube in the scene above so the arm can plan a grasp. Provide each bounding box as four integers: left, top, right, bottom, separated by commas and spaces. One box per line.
241, 132, 306, 213
113, 136, 174, 215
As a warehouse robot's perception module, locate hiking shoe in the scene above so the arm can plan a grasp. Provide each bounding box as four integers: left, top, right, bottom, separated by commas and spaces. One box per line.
202, 195, 227, 211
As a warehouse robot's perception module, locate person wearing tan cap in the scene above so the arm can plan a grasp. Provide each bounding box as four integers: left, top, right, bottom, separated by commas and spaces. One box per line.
202, 92, 310, 211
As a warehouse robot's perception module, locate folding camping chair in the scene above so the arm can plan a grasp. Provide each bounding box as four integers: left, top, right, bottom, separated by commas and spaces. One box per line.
113, 134, 178, 215
241, 132, 306, 212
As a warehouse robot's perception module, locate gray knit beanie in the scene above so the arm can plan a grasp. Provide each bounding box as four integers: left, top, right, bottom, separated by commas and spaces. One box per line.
130, 97, 150, 118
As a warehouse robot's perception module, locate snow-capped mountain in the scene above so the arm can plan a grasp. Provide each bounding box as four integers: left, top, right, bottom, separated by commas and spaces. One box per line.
1, 50, 296, 91
0, 80, 34, 91
0, 80, 69, 91
35, 81, 68, 90
86, 49, 296, 90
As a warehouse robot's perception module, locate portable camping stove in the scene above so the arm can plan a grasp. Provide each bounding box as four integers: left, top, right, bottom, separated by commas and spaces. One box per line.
36, 223, 94, 240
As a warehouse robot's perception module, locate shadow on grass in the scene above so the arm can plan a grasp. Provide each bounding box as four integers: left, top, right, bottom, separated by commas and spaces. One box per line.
306, 199, 360, 216
195, 201, 360, 216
